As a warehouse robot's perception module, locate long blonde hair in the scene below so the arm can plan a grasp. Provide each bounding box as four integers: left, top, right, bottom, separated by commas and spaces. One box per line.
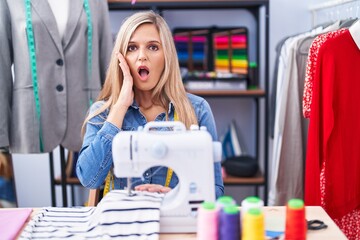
82, 11, 197, 135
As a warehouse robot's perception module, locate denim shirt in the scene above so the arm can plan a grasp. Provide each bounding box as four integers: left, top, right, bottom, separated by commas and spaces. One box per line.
76, 93, 224, 198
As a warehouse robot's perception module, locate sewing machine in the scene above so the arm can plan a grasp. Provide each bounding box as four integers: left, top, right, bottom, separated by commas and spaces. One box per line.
112, 121, 221, 233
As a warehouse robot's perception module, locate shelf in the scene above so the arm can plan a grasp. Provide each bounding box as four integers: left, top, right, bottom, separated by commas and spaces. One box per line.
223, 171, 264, 185
109, 0, 267, 2
187, 89, 265, 97
108, 0, 269, 10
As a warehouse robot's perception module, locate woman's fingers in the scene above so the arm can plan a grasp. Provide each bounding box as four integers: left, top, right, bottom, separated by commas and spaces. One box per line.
116, 52, 131, 79
135, 184, 171, 193
115, 52, 134, 108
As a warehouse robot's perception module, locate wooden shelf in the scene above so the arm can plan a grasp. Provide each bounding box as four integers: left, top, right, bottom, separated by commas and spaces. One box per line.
187, 89, 265, 97
108, 0, 267, 3
54, 174, 265, 186
223, 171, 264, 185
107, 0, 269, 10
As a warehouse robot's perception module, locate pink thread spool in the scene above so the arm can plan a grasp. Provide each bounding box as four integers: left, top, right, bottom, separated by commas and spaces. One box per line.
197, 202, 219, 240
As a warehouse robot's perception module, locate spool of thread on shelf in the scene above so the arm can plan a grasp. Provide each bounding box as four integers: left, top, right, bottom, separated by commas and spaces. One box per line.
197, 202, 219, 240
241, 196, 264, 219
284, 199, 306, 240
242, 208, 265, 240
219, 205, 241, 240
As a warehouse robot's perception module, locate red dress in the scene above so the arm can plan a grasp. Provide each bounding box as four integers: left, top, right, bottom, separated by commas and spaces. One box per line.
305, 29, 360, 239
302, 29, 347, 118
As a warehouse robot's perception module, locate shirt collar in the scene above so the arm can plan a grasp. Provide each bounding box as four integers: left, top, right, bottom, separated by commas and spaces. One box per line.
167, 101, 175, 114
130, 100, 174, 114
130, 100, 139, 109
349, 20, 360, 50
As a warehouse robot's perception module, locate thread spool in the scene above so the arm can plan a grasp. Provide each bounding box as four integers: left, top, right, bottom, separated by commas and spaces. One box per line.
197, 202, 219, 240
219, 205, 241, 240
241, 196, 264, 218
216, 195, 236, 209
284, 199, 306, 240
242, 208, 265, 240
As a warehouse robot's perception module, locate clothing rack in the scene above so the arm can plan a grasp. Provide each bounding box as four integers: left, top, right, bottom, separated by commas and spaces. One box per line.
309, 0, 360, 27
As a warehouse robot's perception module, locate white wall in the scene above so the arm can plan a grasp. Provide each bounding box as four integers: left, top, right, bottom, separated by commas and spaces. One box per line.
13, 0, 322, 207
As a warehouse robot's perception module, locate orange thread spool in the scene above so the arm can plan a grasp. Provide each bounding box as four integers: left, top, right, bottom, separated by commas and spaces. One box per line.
285, 199, 307, 240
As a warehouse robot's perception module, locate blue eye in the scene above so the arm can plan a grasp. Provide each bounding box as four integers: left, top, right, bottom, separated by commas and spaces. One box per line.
128, 45, 137, 52
149, 45, 159, 51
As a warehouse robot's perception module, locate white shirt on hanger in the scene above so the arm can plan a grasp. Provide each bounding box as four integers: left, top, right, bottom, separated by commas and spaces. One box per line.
349, 20, 360, 50
47, 0, 69, 39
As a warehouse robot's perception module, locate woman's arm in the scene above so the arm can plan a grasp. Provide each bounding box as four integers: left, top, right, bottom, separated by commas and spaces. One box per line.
76, 104, 120, 188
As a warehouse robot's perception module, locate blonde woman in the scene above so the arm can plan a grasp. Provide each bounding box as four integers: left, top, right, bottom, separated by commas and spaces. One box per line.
76, 11, 224, 198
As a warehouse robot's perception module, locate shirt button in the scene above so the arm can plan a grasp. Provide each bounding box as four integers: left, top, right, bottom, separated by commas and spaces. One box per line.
56, 84, 64, 92
145, 172, 149, 176
56, 59, 64, 66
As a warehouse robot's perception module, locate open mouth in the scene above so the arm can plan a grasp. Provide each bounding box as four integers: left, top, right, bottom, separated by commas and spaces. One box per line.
138, 66, 150, 80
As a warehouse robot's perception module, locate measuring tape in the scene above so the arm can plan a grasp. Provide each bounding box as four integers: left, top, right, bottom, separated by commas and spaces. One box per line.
103, 169, 114, 197
83, 0, 93, 106
165, 110, 178, 187
24, 0, 43, 152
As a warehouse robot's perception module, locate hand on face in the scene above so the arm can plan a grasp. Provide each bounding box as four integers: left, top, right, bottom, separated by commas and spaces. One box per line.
134, 184, 171, 193
116, 52, 134, 108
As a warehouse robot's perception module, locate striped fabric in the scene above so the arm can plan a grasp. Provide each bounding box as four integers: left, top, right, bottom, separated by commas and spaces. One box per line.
20, 190, 164, 239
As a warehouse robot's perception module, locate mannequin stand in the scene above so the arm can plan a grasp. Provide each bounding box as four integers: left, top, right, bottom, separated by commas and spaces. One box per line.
49, 146, 81, 207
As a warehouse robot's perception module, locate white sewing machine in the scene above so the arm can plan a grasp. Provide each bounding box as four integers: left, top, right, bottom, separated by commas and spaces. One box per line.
112, 121, 221, 233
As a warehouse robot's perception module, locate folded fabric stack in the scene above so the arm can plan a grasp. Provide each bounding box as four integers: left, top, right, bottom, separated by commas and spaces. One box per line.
20, 190, 164, 239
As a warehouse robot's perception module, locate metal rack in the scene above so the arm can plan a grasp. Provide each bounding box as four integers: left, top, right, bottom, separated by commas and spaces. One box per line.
309, 0, 360, 26
108, 0, 269, 203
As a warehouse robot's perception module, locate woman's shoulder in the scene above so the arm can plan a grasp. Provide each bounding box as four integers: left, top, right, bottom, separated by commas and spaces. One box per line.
89, 100, 110, 119
89, 100, 106, 113
186, 92, 211, 109
186, 92, 206, 104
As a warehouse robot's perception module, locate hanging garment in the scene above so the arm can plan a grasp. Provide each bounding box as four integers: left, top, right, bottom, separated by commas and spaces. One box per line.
0, 0, 113, 153
269, 21, 342, 206
305, 20, 360, 239
302, 29, 347, 118
269, 26, 326, 206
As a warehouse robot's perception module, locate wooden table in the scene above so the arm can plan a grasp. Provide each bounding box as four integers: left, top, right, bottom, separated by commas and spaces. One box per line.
160, 206, 347, 239
11, 206, 346, 239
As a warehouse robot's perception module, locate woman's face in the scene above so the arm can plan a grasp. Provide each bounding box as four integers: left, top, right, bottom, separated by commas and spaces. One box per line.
125, 23, 165, 92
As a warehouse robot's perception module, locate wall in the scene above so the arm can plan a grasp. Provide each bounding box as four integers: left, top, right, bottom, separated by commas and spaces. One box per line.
12, 0, 321, 207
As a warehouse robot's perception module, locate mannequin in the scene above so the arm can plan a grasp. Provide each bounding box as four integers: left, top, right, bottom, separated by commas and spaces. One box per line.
0, 0, 113, 153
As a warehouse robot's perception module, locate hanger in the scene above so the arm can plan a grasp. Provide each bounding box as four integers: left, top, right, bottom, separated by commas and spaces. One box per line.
339, 17, 359, 28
